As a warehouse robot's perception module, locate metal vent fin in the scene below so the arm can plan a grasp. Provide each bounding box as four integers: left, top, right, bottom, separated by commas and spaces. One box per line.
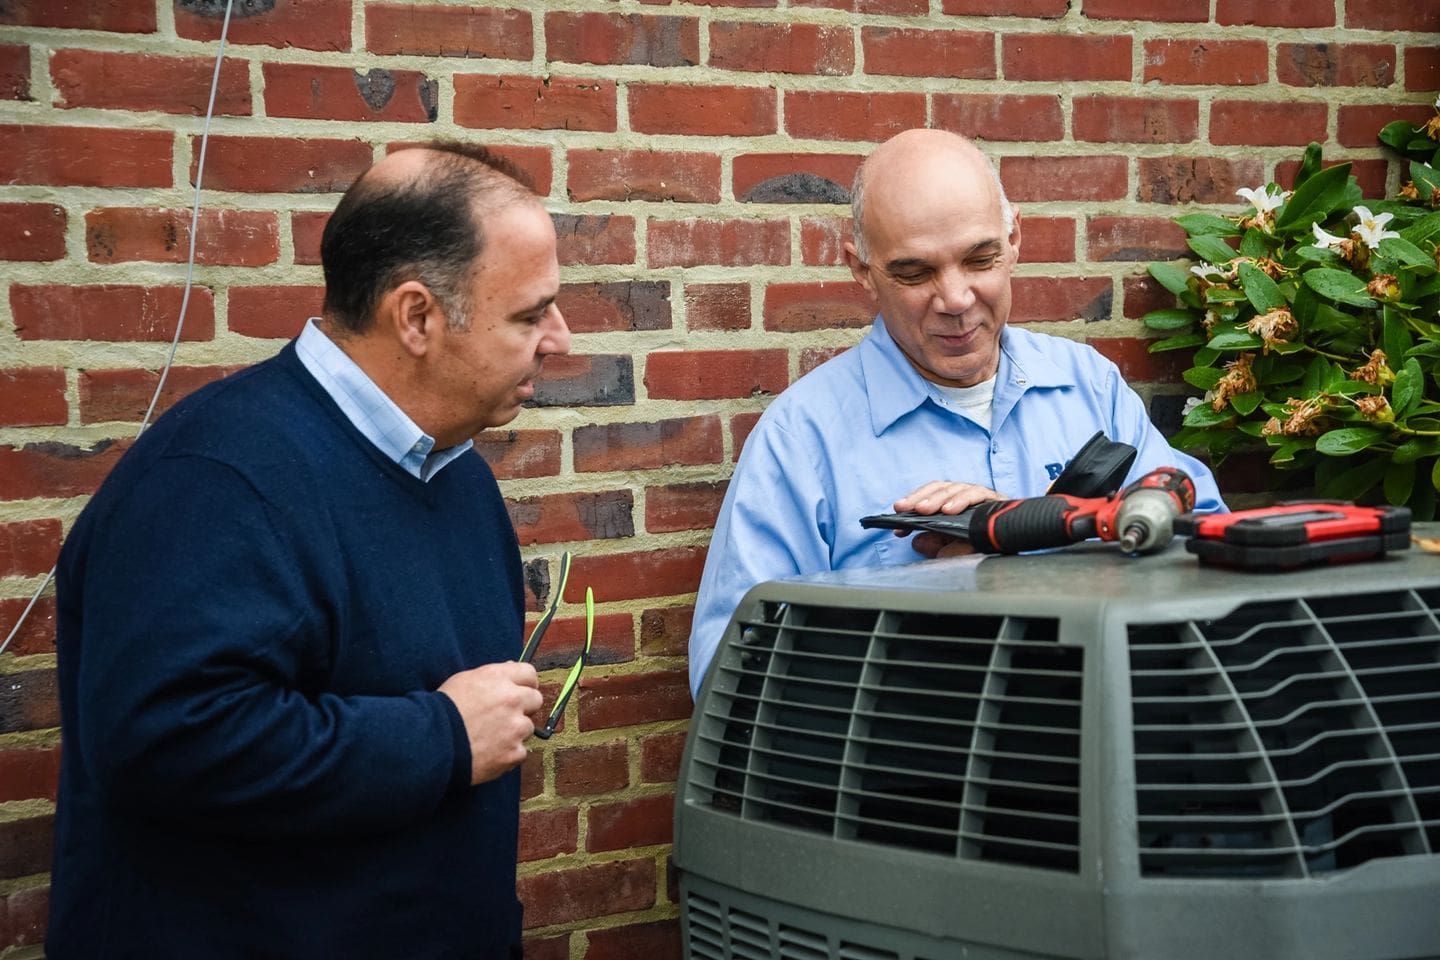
1130, 586, 1440, 878
690, 603, 1081, 873
685, 891, 925, 960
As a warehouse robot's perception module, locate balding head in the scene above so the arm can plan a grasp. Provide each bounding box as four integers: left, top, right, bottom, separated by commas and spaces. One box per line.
321, 143, 539, 336
850, 129, 1013, 264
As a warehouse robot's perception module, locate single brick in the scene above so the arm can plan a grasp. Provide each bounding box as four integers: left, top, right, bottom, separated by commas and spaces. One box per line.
639, 729, 688, 781
942, 0, 1065, 11
0, 669, 59, 735
365, 4, 532, 59
474, 429, 562, 480
568, 549, 707, 604
0, 43, 28, 100
227, 285, 324, 340
51, 49, 250, 115
198, 136, 373, 194
763, 282, 873, 332
0, 124, 171, 188
1210, 100, 1328, 146
0, 745, 60, 803
523, 612, 632, 669
1276, 158, 1389, 199
515, 858, 655, 929
11, 285, 214, 342
1086, 217, 1189, 262
646, 480, 728, 533
79, 365, 243, 424
1217, 0, 1334, 26
800, 345, 852, 376
577, 670, 694, 730
263, 64, 438, 123
525, 936, 569, 960
568, 149, 721, 203
86, 208, 279, 266
1010, 277, 1112, 323
645, 349, 789, 400
0, 203, 65, 262
0, 519, 62, 578
530, 355, 635, 407
0, 596, 56, 657
1123, 274, 1179, 320
553, 214, 636, 266
797, 0, 924, 7
0, 814, 53, 879
629, 84, 776, 136
933, 93, 1063, 142
291, 211, 329, 264
1017, 216, 1076, 264
732, 153, 860, 204
640, 606, 693, 658
518, 807, 578, 863
647, 218, 790, 268
1073, 95, 1198, 144
1136, 156, 1266, 204
0, 0, 154, 31
1085, 0, 1206, 19
686, 283, 751, 331
785, 90, 926, 142
384, 140, 553, 195
1278, 43, 1396, 87
0, 441, 130, 501
709, 21, 854, 75
1337, 103, 1433, 149
547, 12, 698, 67
1346, 0, 1436, 30
557, 281, 672, 334
1003, 34, 1131, 81
0, 885, 48, 950
175, 0, 350, 51
801, 216, 852, 267
1001, 156, 1127, 202
573, 416, 723, 473
1088, 337, 1190, 383
0, 368, 67, 426
861, 27, 994, 79
586, 792, 675, 852
554, 740, 629, 797
520, 750, 544, 800
455, 74, 617, 132
731, 412, 763, 455
508, 490, 635, 545
1143, 39, 1267, 86
1406, 46, 1440, 92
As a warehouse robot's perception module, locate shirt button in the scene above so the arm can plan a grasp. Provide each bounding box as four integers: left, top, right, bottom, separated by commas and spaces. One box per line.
991, 442, 999, 453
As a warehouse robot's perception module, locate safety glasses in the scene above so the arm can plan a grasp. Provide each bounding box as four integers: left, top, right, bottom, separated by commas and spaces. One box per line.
519, 551, 594, 740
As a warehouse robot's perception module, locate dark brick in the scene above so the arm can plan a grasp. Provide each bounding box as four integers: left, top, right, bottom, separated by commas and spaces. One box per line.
558, 281, 671, 334
530, 355, 635, 407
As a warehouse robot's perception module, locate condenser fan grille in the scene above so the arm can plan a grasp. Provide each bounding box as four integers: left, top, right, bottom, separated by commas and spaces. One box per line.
1129, 585, 1440, 878
689, 602, 1082, 872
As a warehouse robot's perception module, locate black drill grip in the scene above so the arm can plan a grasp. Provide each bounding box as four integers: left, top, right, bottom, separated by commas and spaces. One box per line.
967, 495, 1098, 554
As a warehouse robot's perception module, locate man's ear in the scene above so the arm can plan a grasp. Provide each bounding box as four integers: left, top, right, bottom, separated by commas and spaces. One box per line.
378, 280, 444, 358
1008, 209, 1023, 263
843, 241, 879, 301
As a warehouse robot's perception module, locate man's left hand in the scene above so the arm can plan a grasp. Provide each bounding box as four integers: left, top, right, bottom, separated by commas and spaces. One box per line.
893, 480, 1004, 560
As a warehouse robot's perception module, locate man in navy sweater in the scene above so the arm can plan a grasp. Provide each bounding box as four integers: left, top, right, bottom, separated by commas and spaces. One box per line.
47, 144, 571, 957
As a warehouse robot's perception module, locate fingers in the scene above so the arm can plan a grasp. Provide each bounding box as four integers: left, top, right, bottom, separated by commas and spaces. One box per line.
438, 662, 545, 784
910, 532, 978, 559
893, 481, 1004, 516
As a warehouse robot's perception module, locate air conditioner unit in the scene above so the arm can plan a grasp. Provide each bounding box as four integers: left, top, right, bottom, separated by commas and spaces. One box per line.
674, 540, 1440, 960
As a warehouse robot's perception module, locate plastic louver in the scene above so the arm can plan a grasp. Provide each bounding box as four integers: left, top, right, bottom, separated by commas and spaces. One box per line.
690, 601, 1082, 872
685, 892, 909, 960
1129, 585, 1440, 878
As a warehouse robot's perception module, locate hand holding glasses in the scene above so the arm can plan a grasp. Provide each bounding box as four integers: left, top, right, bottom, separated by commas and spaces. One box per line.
519, 551, 594, 740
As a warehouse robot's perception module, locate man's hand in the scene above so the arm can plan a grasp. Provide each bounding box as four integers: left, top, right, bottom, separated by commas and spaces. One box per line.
438, 661, 543, 785
893, 480, 1005, 560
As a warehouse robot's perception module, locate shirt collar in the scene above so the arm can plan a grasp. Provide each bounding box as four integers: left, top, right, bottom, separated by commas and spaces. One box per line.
860, 316, 1074, 436
295, 318, 473, 482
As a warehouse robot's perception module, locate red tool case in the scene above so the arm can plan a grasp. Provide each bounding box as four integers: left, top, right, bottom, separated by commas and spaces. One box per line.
1175, 502, 1412, 569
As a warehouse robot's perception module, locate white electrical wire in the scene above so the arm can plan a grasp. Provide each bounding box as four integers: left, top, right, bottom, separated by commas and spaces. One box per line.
0, 0, 235, 657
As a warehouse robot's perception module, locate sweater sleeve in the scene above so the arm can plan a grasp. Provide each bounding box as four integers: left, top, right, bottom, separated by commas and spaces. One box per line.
69, 454, 466, 839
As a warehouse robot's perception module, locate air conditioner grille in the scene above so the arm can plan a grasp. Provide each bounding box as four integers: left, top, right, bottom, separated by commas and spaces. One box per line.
690, 603, 1080, 872
1130, 587, 1440, 879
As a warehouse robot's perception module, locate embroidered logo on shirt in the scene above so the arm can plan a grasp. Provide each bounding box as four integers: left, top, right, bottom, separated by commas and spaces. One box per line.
1045, 461, 1065, 480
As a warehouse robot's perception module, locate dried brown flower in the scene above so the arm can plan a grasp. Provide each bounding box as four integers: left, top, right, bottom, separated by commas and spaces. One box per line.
1245, 307, 1298, 353
1351, 349, 1394, 386
1211, 352, 1257, 411
1366, 274, 1400, 302
1355, 394, 1394, 422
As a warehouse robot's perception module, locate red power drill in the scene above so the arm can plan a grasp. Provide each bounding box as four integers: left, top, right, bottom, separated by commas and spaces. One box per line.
965, 466, 1197, 555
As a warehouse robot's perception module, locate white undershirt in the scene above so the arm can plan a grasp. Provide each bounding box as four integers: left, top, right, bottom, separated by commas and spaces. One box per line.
930, 375, 997, 431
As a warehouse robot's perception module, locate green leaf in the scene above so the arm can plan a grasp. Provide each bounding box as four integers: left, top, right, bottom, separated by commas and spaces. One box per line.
1148, 332, 1206, 353
1319, 457, 1388, 501
1295, 143, 1323, 186
1275, 161, 1353, 232
1378, 236, 1436, 271
1433, 457, 1440, 494
1401, 210, 1440, 249
1303, 268, 1377, 307
1269, 439, 1312, 464
1384, 305, 1416, 366
1193, 347, 1220, 366
1315, 426, 1386, 456
1412, 160, 1440, 197
1147, 261, 1192, 297
1405, 341, 1440, 360
1392, 436, 1440, 465
1183, 366, 1224, 390
1293, 244, 1345, 267
1334, 379, 1381, 396
1237, 261, 1287, 313
1183, 403, 1234, 428
1230, 391, 1263, 416
1175, 214, 1241, 237
1207, 330, 1264, 350
1394, 357, 1424, 420
1379, 121, 1420, 153
1384, 460, 1415, 506
1143, 308, 1198, 331
1301, 355, 1332, 396
1239, 228, 1270, 260
1265, 363, 1306, 384
1411, 467, 1436, 520
1187, 235, 1239, 266
1204, 287, 1249, 304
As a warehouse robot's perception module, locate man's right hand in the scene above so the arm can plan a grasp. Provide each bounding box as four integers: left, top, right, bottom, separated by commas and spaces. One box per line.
438, 661, 543, 785
894, 480, 1005, 560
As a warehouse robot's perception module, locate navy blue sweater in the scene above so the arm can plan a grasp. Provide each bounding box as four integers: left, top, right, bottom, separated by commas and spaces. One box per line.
48, 343, 527, 958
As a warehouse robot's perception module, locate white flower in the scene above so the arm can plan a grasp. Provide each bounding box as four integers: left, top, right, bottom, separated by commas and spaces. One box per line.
1352, 206, 1400, 249
1190, 262, 1227, 281
1311, 222, 1347, 250
1236, 185, 1289, 216
1181, 396, 1205, 416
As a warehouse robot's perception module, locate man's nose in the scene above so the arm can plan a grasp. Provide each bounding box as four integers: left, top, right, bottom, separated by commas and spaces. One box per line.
931, 266, 977, 315
541, 304, 572, 355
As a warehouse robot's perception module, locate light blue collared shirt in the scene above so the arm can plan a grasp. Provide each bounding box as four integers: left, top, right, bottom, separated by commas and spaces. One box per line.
295, 318, 473, 482
686, 317, 1226, 694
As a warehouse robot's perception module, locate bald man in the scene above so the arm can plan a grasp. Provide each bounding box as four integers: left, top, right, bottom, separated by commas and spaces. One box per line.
48, 144, 571, 958
688, 129, 1223, 694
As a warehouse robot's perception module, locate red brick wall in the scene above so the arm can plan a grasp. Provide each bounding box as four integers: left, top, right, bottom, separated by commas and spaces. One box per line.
1, 0, 1436, 955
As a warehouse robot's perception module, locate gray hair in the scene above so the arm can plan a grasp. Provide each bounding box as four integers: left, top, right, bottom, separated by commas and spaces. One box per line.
849, 149, 1015, 264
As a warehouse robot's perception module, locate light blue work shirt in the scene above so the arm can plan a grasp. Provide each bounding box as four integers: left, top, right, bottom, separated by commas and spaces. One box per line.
687, 317, 1225, 695
295, 318, 472, 482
